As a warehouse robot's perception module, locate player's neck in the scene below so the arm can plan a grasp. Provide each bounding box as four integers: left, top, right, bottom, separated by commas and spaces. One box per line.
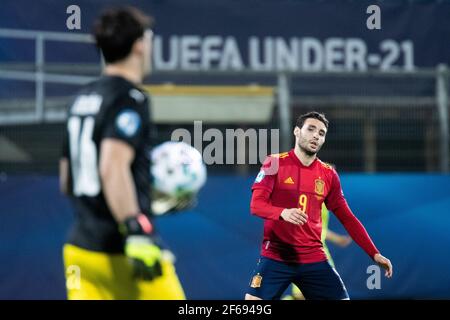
103, 61, 143, 85
293, 145, 317, 167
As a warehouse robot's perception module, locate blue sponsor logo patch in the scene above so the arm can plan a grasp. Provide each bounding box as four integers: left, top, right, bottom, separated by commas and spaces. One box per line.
116, 109, 141, 137
255, 170, 265, 183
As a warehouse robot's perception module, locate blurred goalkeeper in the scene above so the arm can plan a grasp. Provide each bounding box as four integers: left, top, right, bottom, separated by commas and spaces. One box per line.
59, 6, 185, 299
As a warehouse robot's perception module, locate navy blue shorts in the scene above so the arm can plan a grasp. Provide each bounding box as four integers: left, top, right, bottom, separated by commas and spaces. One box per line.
246, 257, 349, 300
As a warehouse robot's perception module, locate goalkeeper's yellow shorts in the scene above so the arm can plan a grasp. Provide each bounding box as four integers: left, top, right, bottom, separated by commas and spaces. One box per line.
63, 244, 186, 300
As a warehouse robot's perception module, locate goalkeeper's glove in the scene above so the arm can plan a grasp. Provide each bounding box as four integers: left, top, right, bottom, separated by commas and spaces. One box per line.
151, 190, 198, 216
121, 214, 163, 281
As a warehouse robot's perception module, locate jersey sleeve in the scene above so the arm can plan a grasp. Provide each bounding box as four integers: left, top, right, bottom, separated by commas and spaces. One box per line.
101, 95, 149, 149
326, 169, 380, 259
251, 156, 278, 193
250, 156, 284, 220
324, 169, 347, 213
250, 188, 285, 220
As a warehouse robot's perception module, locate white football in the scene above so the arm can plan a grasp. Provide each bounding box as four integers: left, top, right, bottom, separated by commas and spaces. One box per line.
151, 141, 207, 197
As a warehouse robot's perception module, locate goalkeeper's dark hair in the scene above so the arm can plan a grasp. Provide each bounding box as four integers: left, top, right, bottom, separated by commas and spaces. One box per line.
93, 6, 153, 63
296, 111, 329, 129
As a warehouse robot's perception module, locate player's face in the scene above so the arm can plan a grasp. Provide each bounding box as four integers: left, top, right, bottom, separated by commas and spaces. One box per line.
294, 118, 327, 156
141, 29, 153, 76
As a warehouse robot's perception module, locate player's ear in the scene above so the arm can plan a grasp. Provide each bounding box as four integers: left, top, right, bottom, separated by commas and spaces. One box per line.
132, 37, 145, 57
293, 126, 300, 137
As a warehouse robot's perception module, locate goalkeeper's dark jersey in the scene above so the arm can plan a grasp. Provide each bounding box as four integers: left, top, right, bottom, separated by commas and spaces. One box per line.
63, 75, 152, 253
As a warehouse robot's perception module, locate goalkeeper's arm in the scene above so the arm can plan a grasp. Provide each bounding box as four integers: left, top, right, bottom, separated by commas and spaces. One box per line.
59, 157, 70, 195
99, 138, 163, 280
99, 138, 141, 222
59, 133, 71, 196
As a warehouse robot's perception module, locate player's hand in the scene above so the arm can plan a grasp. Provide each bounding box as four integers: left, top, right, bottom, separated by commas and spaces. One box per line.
374, 253, 393, 278
173, 192, 197, 212
121, 214, 163, 280
152, 190, 197, 215
280, 208, 308, 225
125, 235, 163, 280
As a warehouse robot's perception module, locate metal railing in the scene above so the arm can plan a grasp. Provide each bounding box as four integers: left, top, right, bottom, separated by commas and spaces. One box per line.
0, 28, 96, 123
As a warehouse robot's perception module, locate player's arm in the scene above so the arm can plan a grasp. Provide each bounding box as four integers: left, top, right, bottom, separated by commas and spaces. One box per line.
251, 189, 308, 224
99, 97, 148, 223
326, 229, 352, 247
59, 133, 71, 196
100, 139, 162, 280
250, 156, 308, 224
100, 101, 162, 280
325, 170, 393, 278
59, 157, 70, 195
99, 138, 140, 223
250, 188, 283, 220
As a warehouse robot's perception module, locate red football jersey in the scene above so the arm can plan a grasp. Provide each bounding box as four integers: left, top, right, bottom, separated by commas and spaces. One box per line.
251, 149, 379, 264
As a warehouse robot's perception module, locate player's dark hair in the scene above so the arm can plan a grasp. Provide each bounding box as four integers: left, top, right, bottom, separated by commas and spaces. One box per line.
93, 6, 153, 63
296, 111, 329, 129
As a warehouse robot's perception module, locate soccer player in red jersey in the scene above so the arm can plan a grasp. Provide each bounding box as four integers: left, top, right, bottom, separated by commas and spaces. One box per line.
245, 112, 393, 300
